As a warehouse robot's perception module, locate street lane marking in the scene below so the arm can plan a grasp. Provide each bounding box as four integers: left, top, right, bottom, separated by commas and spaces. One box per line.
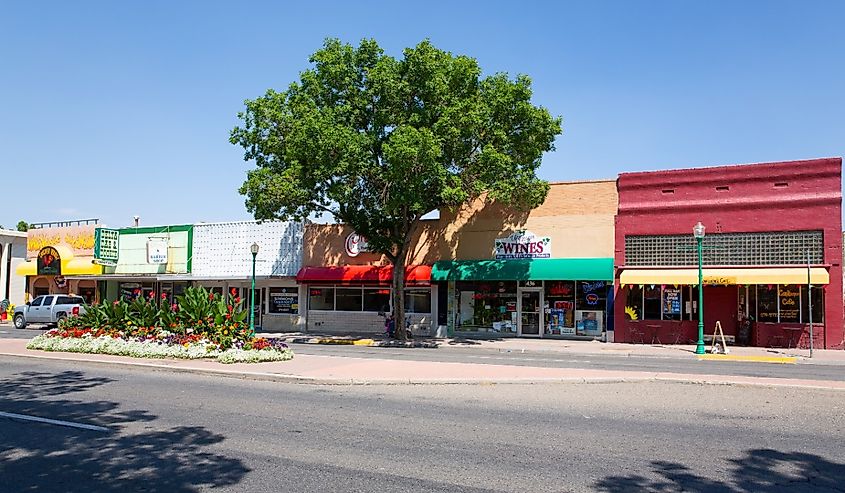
0, 411, 109, 432
697, 354, 796, 364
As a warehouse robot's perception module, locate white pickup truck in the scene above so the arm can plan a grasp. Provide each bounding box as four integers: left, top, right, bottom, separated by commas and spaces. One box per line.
13, 294, 86, 329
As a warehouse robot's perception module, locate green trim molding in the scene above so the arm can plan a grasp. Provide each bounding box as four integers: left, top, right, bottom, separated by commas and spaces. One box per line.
118, 224, 194, 235
431, 258, 614, 282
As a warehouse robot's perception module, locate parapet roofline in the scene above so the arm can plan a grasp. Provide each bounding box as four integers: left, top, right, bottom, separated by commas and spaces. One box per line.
619, 156, 842, 178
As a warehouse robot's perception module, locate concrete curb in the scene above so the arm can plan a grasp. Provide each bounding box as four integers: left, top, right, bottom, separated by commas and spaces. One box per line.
3, 350, 845, 390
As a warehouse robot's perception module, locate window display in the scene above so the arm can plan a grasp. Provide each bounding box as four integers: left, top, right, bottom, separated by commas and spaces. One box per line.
545, 281, 574, 335
456, 281, 517, 334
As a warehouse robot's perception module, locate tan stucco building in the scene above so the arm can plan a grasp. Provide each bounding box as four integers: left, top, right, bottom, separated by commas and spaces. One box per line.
298, 180, 618, 338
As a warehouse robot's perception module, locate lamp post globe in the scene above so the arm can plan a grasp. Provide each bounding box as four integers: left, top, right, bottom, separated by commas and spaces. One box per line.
249, 243, 259, 335
693, 222, 706, 354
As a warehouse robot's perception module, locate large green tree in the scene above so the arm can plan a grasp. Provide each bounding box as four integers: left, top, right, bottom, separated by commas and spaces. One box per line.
231, 39, 561, 339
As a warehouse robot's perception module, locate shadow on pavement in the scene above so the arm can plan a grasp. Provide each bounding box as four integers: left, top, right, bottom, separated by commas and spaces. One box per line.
0, 370, 249, 492
595, 448, 845, 492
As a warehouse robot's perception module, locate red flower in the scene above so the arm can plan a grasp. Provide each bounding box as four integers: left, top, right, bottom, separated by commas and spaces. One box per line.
171, 303, 178, 311
149, 291, 156, 298
234, 297, 240, 303
231, 288, 237, 295
225, 313, 232, 320
161, 292, 167, 299
209, 293, 215, 300
227, 305, 233, 312
113, 300, 120, 305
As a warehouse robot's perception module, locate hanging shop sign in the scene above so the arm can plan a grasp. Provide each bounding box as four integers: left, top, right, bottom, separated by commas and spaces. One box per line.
37, 247, 61, 275
345, 233, 369, 257
147, 240, 168, 264
54, 276, 67, 288
94, 228, 120, 264
494, 230, 551, 259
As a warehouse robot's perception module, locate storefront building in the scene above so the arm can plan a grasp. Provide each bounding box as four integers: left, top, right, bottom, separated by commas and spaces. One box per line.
15, 223, 103, 302
299, 180, 617, 339
79, 224, 193, 305
614, 157, 843, 349
0, 229, 27, 307
190, 220, 304, 332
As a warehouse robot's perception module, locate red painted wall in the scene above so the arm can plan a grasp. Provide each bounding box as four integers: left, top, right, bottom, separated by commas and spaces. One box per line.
615, 157, 843, 349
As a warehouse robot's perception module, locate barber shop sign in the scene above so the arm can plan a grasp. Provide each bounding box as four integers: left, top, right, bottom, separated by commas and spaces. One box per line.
494, 230, 552, 259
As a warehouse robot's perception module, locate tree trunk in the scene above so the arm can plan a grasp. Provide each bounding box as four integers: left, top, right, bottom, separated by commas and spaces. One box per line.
391, 248, 408, 341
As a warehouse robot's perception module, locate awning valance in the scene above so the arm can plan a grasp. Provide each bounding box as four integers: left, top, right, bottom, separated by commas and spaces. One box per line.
296, 265, 431, 284
431, 258, 614, 282
619, 268, 830, 286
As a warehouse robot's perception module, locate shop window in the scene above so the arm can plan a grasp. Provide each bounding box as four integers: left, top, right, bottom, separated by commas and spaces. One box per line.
801, 286, 824, 323
625, 285, 643, 320
661, 287, 682, 321
546, 281, 575, 334
335, 287, 363, 311
404, 289, 431, 314
309, 287, 334, 310
643, 285, 661, 320
778, 285, 800, 323
364, 288, 391, 313
455, 281, 517, 334
757, 285, 778, 323
269, 287, 299, 314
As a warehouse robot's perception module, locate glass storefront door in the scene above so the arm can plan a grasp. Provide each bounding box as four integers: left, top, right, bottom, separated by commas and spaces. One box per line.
518, 289, 542, 336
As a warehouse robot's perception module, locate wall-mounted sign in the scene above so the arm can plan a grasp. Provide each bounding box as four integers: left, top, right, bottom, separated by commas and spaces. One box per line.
494, 230, 551, 259
54, 276, 67, 288
345, 233, 369, 257
37, 247, 61, 275
269, 288, 299, 314
147, 240, 168, 264
94, 228, 119, 263
519, 280, 541, 288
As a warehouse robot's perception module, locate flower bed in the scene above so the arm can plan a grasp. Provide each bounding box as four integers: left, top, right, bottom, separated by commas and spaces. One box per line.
26, 286, 294, 364
27, 329, 293, 364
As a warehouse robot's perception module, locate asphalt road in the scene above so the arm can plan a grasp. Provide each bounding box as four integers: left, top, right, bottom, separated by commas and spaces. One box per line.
290, 343, 845, 382
2, 357, 844, 492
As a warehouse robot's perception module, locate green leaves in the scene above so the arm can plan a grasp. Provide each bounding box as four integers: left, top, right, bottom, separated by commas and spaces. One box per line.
232, 38, 561, 260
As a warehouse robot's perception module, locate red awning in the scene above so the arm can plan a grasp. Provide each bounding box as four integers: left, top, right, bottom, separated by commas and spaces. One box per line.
296, 265, 431, 284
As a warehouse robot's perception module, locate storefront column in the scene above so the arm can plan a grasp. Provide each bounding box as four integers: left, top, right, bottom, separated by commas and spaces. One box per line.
446, 280, 455, 337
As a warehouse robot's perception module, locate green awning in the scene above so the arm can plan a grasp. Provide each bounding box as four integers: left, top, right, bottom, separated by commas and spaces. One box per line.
431, 258, 614, 282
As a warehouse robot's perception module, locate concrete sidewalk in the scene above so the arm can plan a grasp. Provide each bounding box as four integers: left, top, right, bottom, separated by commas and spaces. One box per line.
272, 332, 845, 365
2, 338, 845, 390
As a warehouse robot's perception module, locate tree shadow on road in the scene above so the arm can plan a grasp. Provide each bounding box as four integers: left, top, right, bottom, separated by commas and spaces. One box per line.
0, 370, 249, 492
595, 448, 845, 493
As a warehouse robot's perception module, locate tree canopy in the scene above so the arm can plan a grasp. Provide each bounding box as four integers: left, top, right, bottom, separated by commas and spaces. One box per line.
231, 38, 562, 337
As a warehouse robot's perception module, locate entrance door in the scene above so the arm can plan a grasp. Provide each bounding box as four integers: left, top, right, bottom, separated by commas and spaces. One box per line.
518, 289, 542, 337
704, 286, 738, 337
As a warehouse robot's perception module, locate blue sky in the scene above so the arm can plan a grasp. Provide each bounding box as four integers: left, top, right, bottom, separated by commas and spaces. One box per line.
2, 1, 843, 229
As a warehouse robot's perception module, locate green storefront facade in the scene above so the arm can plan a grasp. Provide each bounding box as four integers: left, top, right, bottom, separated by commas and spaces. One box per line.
431, 258, 615, 339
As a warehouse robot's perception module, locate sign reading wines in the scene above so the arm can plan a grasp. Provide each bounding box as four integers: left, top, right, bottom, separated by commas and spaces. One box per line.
494, 230, 551, 259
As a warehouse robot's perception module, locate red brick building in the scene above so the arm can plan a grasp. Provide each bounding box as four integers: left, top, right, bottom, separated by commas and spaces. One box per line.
614, 157, 843, 349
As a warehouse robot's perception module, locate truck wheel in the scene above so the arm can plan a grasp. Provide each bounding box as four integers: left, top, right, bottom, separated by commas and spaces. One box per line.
56, 314, 67, 327
14, 314, 26, 330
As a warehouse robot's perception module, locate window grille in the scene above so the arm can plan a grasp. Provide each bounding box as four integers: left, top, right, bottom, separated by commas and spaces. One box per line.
624, 231, 823, 266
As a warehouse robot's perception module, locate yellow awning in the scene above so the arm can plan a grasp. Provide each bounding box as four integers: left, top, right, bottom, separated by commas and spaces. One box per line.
64, 258, 103, 275
620, 268, 829, 285
16, 261, 36, 276
14, 244, 102, 277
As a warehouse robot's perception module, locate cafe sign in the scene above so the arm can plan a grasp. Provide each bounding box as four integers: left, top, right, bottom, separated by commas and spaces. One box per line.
345, 233, 369, 257
37, 246, 61, 275
495, 230, 551, 259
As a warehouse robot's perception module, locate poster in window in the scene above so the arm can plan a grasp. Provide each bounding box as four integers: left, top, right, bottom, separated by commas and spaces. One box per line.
575, 310, 603, 336
779, 286, 800, 323
548, 301, 574, 335
663, 288, 681, 315
270, 288, 299, 314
